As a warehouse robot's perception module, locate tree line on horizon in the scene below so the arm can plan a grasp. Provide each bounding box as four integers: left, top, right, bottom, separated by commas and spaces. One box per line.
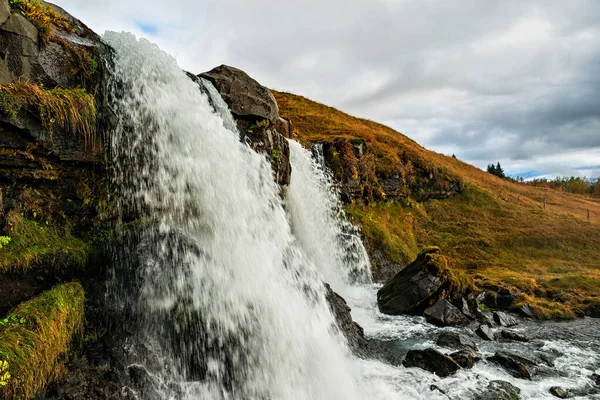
487, 162, 600, 198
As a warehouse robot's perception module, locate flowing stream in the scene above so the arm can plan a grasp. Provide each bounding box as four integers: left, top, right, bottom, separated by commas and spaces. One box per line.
104, 31, 600, 400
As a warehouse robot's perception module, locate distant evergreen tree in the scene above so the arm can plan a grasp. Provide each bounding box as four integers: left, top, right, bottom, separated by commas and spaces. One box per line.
487, 162, 506, 179
496, 162, 505, 178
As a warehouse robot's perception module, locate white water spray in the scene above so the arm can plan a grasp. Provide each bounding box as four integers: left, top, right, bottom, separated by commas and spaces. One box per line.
105, 32, 361, 400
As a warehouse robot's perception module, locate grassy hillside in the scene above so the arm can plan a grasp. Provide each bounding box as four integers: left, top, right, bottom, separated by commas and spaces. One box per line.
274, 91, 600, 319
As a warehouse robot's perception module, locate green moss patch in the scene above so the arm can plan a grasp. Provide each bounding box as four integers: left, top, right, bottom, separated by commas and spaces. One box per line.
0, 210, 90, 274
0, 282, 84, 399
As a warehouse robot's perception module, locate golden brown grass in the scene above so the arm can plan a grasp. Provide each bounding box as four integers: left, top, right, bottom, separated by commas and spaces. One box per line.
9, 0, 73, 44
0, 282, 84, 400
275, 90, 600, 319
0, 82, 97, 144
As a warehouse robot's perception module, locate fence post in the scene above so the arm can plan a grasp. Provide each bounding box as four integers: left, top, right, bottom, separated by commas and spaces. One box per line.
544, 198, 546, 209
588, 209, 591, 221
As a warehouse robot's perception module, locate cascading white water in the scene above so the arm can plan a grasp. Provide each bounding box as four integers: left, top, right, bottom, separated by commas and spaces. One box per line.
286, 140, 371, 290
105, 32, 361, 400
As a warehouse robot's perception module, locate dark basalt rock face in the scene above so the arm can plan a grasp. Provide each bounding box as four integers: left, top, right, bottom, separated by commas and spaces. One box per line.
423, 299, 469, 327
402, 348, 461, 377
0, 0, 111, 315
324, 283, 371, 358
377, 247, 452, 315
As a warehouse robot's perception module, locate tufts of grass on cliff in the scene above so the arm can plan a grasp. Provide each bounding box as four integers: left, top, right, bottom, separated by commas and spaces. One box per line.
274, 90, 600, 319
0, 83, 97, 144
0, 282, 84, 400
0, 210, 90, 274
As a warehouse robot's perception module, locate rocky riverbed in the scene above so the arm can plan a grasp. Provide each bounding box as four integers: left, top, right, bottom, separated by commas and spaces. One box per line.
343, 284, 600, 400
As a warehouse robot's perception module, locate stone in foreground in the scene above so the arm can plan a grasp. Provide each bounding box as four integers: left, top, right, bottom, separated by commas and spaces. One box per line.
488, 351, 532, 380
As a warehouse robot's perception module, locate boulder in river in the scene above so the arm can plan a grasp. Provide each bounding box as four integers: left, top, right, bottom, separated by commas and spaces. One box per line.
436, 331, 478, 351
377, 247, 449, 315
474, 380, 521, 400
449, 349, 480, 369
549, 386, 571, 398
475, 324, 495, 341
501, 330, 528, 342
402, 348, 461, 377
424, 299, 470, 327
493, 311, 519, 327
488, 351, 533, 379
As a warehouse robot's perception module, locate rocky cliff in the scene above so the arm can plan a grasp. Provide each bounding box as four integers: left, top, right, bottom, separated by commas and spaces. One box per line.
0, 3, 369, 397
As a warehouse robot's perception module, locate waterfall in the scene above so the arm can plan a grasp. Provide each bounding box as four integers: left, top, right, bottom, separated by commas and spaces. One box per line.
286, 140, 371, 290
104, 32, 362, 400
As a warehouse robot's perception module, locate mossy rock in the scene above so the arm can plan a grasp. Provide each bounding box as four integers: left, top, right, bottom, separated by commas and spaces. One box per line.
0, 282, 84, 399
0, 209, 90, 274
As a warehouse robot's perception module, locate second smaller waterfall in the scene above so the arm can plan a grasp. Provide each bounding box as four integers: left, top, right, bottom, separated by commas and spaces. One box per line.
287, 140, 372, 290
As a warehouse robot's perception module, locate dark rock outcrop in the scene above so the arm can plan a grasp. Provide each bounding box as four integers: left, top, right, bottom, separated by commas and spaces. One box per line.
423, 299, 470, 327
474, 380, 521, 400
501, 330, 528, 342
449, 349, 480, 369
493, 311, 519, 327
324, 284, 370, 358
516, 304, 536, 319
436, 331, 478, 351
200, 64, 279, 124
402, 348, 461, 377
475, 324, 495, 341
198, 65, 291, 187
377, 247, 457, 315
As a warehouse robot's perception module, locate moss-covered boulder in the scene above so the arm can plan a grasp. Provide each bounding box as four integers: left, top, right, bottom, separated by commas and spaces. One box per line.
0, 282, 84, 400
377, 247, 472, 315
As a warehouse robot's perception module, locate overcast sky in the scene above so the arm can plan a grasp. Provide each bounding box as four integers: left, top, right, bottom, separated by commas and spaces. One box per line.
55, 0, 600, 179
